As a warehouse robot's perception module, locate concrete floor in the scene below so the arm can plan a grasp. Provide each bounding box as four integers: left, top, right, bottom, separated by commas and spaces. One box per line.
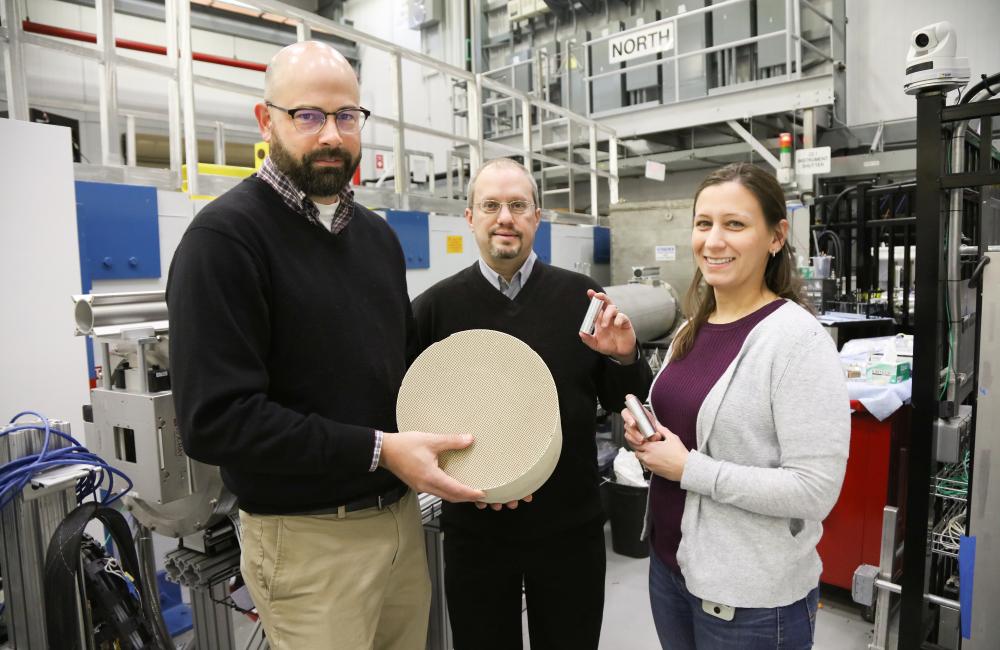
176, 523, 879, 649
521, 524, 876, 649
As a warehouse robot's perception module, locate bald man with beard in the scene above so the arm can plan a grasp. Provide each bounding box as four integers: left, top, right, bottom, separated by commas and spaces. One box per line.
167, 41, 483, 649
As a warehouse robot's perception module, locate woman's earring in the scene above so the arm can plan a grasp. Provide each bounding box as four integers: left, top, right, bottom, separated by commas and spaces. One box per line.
770, 249, 778, 258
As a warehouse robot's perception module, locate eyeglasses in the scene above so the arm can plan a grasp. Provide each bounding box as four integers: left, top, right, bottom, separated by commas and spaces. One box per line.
477, 199, 535, 215
265, 102, 370, 135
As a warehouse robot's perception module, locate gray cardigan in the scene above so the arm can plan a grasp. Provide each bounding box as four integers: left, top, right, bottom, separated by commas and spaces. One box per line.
643, 300, 850, 608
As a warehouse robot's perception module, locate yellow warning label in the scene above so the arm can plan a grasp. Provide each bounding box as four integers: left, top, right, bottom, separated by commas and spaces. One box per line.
446, 235, 463, 254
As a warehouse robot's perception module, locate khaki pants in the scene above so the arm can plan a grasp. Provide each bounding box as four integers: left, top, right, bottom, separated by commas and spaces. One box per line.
239, 490, 431, 650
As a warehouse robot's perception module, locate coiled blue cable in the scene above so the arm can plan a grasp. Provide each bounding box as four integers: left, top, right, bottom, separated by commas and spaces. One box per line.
0, 411, 133, 510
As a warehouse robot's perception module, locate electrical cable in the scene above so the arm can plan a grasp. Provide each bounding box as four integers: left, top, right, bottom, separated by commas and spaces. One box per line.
0, 411, 133, 511
826, 184, 857, 225
940, 230, 955, 400
959, 71, 1000, 104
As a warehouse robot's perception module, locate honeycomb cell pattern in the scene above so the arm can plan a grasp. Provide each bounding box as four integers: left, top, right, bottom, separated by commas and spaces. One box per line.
397, 329, 562, 503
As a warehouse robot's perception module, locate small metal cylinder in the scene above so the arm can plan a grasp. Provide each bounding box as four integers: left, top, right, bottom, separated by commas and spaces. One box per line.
625, 395, 656, 439
579, 296, 604, 335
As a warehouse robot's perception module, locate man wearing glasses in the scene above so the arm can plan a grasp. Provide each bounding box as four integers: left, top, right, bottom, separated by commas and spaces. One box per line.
167, 41, 483, 649
411, 158, 652, 649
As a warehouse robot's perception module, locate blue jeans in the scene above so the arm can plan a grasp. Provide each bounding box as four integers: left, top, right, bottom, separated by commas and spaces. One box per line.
648, 551, 818, 649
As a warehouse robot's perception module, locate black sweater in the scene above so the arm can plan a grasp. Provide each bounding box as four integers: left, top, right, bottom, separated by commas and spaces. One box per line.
412, 262, 652, 540
166, 177, 411, 514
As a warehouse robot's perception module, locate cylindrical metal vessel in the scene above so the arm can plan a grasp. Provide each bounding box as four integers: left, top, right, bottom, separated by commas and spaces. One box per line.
603, 283, 680, 343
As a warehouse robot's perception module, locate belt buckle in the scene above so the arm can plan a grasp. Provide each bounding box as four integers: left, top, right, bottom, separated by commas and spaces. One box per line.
377, 495, 384, 510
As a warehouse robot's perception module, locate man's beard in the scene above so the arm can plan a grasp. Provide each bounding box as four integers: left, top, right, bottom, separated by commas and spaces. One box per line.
489, 229, 522, 259
269, 134, 360, 198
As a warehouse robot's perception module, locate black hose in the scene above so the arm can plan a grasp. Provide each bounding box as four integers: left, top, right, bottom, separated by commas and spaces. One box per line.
825, 184, 857, 225
960, 71, 1000, 104
134, 525, 176, 650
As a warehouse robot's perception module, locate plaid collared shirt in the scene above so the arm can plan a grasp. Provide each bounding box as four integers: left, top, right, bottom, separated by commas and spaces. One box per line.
256, 155, 356, 234
257, 155, 383, 471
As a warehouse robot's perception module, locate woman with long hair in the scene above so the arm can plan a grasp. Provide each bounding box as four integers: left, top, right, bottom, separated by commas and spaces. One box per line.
623, 163, 849, 649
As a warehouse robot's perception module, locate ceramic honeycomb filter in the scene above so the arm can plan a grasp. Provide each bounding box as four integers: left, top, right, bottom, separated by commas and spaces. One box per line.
396, 329, 562, 503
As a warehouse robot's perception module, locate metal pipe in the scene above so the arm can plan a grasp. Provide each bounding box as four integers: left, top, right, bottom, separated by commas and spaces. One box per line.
72, 291, 167, 335
608, 136, 620, 205
484, 140, 611, 178
3, 0, 30, 119
125, 114, 137, 166
165, 0, 181, 175
873, 578, 960, 611
295, 21, 310, 42
21, 19, 269, 71
522, 95, 533, 183
673, 17, 680, 102
792, 33, 834, 64
479, 75, 615, 138
799, 0, 834, 25
784, 0, 793, 76
469, 0, 482, 75
96, 0, 121, 166
178, 0, 199, 196
589, 124, 598, 219
214, 121, 226, 165
727, 119, 781, 170
390, 52, 408, 202
467, 74, 483, 173
792, 0, 802, 75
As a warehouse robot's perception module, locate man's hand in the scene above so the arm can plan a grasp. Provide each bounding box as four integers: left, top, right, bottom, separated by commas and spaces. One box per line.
475, 494, 533, 510
579, 289, 638, 364
379, 431, 486, 502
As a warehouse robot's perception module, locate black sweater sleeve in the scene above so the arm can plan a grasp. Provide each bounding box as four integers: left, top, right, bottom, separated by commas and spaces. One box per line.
595, 349, 653, 413
588, 280, 653, 413
167, 226, 376, 477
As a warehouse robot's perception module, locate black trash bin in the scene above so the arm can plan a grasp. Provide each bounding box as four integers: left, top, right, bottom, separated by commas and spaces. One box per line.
606, 481, 649, 558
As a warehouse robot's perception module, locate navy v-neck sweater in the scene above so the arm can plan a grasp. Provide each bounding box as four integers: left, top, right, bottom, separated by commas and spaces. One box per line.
412, 262, 653, 540
167, 176, 412, 514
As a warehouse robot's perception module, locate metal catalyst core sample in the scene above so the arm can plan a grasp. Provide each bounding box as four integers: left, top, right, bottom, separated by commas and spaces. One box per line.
397, 329, 562, 504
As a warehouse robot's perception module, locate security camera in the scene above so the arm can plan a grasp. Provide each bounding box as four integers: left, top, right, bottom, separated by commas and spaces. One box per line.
904, 21, 969, 95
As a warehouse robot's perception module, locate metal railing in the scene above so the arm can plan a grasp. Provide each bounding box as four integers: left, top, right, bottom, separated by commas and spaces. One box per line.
575, 0, 835, 115
0, 0, 619, 218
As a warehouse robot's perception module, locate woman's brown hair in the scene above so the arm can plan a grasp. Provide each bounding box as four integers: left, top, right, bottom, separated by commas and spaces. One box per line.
670, 163, 810, 362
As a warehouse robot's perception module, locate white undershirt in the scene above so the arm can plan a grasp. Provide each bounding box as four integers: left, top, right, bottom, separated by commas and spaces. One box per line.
314, 199, 339, 231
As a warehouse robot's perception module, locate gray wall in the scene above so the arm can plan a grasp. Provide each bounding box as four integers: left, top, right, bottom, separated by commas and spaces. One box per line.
845, 0, 1000, 125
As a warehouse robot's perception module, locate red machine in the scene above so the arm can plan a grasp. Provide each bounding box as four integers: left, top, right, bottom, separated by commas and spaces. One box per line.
818, 402, 910, 590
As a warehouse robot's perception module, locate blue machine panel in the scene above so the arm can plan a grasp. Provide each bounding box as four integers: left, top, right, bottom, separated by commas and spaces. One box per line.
594, 226, 611, 264
533, 220, 552, 264
386, 210, 430, 269
75, 181, 160, 288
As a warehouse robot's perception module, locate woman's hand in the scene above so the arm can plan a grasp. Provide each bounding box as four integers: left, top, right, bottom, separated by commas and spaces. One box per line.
621, 396, 664, 449
621, 397, 689, 481
580, 290, 638, 364
633, 432, 689, 482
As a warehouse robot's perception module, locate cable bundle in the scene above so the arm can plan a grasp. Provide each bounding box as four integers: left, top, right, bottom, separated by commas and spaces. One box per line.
0, 410, 133, 510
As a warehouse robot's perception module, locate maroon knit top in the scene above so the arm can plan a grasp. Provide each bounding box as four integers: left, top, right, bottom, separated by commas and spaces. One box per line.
648, 299, 785, 572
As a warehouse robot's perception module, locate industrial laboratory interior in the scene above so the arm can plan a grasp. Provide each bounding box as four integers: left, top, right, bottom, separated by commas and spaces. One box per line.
2, 0, 1000, 648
